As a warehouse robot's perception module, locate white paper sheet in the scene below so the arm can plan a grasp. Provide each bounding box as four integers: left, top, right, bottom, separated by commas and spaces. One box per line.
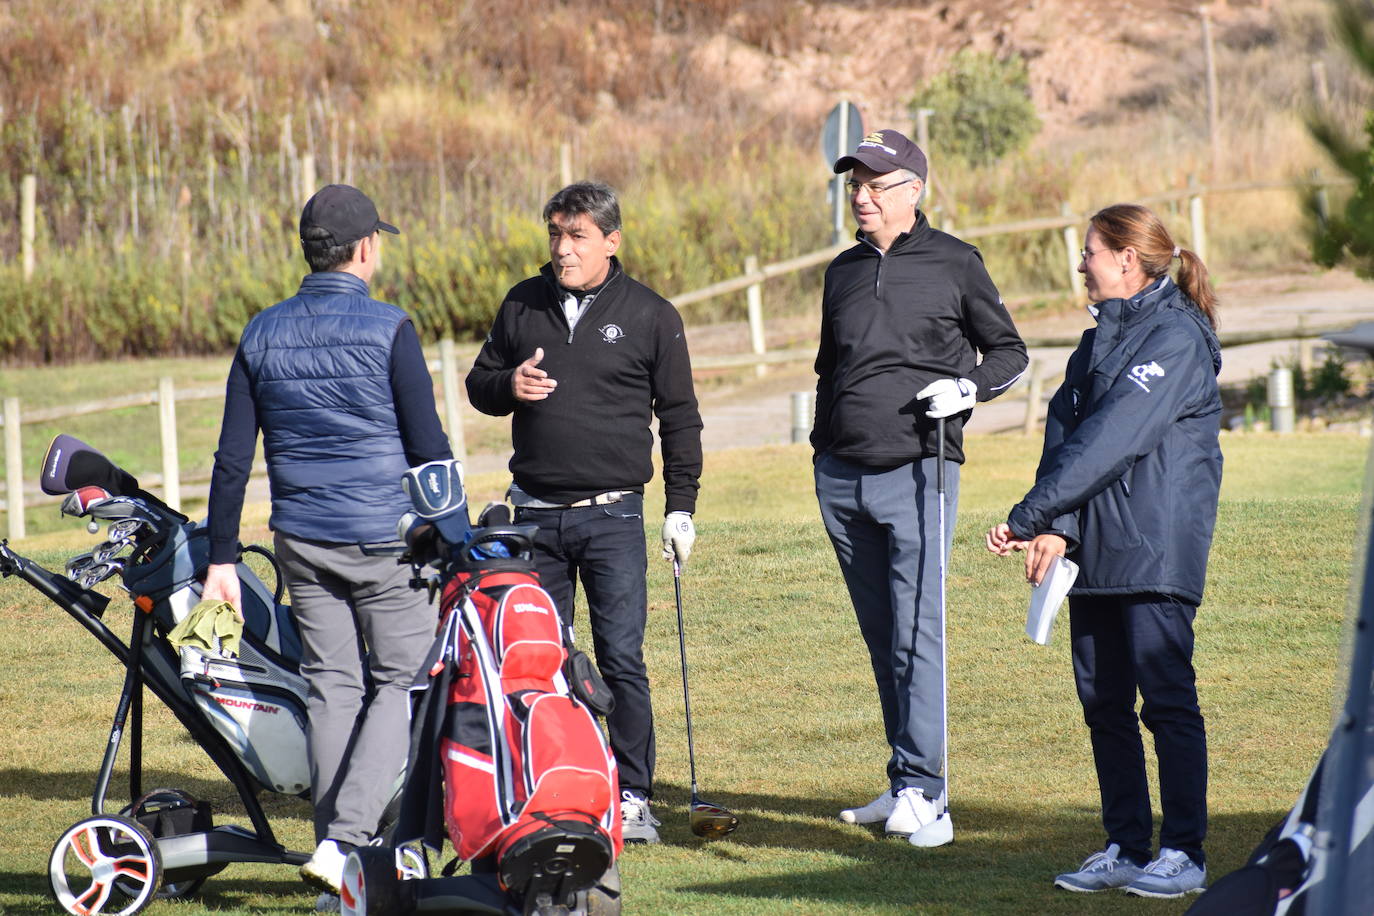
1025, 555, 1080, 645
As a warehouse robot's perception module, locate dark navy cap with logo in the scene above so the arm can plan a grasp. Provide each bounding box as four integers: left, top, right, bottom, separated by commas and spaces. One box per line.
299, 184, 400, 246
833, 129, 928, 181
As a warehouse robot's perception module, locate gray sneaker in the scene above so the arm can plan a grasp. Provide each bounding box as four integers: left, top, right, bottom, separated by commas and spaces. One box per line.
1054, 844, 1145, 893
620, 790, 661, 844
1124, 848, 1206, 898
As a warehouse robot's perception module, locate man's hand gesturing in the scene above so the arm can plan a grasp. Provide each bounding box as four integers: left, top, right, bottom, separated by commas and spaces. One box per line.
512, 347, 557, 402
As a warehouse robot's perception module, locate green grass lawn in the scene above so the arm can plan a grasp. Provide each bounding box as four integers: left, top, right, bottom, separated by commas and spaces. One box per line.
1, 434, 1368, 915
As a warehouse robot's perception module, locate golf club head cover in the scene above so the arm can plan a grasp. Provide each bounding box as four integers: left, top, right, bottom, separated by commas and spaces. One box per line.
401, 459, 470, 546
42, 433, 140, 496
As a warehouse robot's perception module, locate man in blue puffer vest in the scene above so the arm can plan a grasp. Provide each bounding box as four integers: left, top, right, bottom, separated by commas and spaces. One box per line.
203, 185, 452, 899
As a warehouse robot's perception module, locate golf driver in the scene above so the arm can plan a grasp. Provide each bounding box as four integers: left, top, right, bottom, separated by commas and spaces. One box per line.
672, 559, 740, 839
933, 417, 952, 826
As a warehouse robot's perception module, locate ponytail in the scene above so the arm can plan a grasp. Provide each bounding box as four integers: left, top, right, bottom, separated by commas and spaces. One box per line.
1175, 248, 1218, 330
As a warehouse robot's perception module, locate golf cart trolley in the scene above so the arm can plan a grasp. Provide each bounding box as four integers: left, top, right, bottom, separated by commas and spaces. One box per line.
1, 436, 608, 916
0, 434, 316, 916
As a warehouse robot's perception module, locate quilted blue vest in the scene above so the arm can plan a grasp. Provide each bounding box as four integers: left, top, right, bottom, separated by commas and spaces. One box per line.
239, 272, 411, 544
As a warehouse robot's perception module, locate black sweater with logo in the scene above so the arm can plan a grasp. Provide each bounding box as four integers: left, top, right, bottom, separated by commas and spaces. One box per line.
812, 212, 1029, 466
466, 258, 703, 514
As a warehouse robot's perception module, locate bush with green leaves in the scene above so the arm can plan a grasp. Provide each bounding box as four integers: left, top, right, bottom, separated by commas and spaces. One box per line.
1309, 0, 1374, 275
912, 50, 1042, 167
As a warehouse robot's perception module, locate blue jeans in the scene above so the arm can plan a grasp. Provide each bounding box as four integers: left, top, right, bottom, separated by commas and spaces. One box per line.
815, 452, 959, 800
515, 494, 654, 797
1069, 594, 1208, 866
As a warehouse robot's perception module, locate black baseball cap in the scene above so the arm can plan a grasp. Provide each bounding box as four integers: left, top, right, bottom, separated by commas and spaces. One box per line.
299, 184, 399, 247
833, 129, 928, 180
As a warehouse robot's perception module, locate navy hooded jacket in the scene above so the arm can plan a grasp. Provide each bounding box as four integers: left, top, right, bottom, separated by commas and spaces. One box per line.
1006, 277, 1223, 604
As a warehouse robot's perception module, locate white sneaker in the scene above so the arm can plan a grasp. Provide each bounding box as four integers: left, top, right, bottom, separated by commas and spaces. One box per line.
620, 790, 661, 844
884, 788, 954, 847
838, 790, 897, 825
301, 839, 349, 893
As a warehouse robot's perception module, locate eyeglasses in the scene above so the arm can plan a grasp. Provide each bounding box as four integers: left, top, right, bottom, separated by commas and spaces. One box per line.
846, 178, 915, 198
1079, 246, 1121, 262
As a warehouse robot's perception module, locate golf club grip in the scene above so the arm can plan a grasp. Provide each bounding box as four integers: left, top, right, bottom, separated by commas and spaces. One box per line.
936, 416, 945, 489
673, 562, 700, 792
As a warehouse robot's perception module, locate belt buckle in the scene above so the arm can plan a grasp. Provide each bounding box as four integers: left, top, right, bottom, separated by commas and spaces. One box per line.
599, 491, 624, 506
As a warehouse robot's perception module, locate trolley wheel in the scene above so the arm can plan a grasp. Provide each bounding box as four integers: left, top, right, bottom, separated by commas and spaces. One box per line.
49, 815, 163, 916
395, 843, 429, 880
579, 862, 621, 916
339, 846, 406, 916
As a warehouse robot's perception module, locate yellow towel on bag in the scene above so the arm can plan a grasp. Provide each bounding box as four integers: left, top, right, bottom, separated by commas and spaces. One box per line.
167, 599, 243, 658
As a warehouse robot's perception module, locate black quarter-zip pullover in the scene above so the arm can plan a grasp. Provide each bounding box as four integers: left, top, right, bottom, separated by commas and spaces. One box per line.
812, 212, 1028, 465
466, 258, 703, 514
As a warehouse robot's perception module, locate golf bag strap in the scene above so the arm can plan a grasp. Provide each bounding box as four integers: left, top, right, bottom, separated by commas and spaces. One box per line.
393, 641, 454, 852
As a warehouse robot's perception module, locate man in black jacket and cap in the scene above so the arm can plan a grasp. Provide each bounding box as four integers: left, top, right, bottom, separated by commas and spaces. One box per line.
813, 129, 1027, 846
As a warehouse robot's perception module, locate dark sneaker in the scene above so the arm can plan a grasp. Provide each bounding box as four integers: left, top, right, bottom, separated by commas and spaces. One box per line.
620, 790, 661, 844
1124, 848, 1206, 898
1054, 844, 1145, 893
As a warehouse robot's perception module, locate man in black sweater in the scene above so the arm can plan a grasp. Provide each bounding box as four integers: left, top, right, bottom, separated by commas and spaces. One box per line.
813, 130, 1027, 847
466, 181, 703, 845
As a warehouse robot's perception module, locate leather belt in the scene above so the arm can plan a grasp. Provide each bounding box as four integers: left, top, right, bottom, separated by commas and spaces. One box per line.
562, 490, 630, 508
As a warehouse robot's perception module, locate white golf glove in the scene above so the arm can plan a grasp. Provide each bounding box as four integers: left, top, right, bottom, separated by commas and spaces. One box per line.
661, 511, 696, 567
916, 377, 977, 419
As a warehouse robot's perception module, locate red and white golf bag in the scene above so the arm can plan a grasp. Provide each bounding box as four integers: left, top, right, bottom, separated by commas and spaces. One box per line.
394, 525, 621, 911
440, 562, 623, 861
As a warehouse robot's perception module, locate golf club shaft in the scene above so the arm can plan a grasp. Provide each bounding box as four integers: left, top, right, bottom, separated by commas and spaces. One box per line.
673, 560, 700, 795
936, 416, 949, 809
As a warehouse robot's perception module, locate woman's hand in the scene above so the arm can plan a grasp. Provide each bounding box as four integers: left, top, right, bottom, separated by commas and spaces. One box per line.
1024, 534, 1068, 587
985, 522, 1030, 556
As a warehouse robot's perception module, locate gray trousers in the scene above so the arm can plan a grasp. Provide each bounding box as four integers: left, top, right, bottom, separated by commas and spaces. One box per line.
815, 452, 959, 800
275, 534, 435, 846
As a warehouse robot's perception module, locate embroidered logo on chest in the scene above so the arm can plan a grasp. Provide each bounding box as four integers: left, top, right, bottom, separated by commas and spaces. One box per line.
1128, 360, 1165, 392
599, 324, 625, 343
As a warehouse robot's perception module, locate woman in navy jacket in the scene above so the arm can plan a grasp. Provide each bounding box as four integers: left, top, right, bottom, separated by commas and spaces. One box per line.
987, 204, 1222, 899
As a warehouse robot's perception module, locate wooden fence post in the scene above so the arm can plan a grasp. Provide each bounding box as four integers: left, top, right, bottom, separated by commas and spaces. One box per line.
559, 142, 573, 187
1022, 363, 1043, 436
158, 377, 181, 510
745, 255, 766, 378
1188, 175, 1208, 264
915, 107, 934, 204
21, 174, 37, 280
790, 391, 811, 444
1312, 168, 1329, 227
1200, 5, 1221, 178
300, 153, 317, 202
439, 338, 467, 463
1061, 202, 1083, 303
4, 397, 25, 540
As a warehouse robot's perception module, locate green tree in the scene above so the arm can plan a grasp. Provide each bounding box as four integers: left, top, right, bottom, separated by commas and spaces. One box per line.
1310, 0, 1374, 275
912, 50, 1041, 167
